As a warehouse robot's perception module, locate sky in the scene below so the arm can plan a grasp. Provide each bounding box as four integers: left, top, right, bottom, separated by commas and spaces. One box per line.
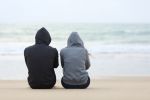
0, 0, 150, 23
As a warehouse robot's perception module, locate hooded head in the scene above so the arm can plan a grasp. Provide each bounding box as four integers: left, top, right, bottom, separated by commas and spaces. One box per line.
35, 27, 51, 45
67, 32, 84, 48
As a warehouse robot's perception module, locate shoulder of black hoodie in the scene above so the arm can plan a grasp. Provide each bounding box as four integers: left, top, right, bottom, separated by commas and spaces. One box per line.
24, 45, 34, 56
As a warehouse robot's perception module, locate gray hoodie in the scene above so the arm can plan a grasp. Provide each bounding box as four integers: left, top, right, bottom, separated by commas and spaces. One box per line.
60, 32, 90, 85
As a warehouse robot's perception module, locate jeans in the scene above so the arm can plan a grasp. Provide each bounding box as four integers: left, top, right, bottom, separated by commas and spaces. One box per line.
61, 77, 90, 89
29, 80, 56, 89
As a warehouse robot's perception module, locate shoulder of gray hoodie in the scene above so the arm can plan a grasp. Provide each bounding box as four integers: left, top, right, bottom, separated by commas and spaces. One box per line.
60, 32, 91, 85
60, 47, 90, 70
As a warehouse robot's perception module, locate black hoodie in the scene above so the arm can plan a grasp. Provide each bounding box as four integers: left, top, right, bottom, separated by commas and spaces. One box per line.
24, 27, 59, 88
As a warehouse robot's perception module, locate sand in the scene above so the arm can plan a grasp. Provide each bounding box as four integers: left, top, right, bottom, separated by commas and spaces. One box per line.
0, 77, 150, 100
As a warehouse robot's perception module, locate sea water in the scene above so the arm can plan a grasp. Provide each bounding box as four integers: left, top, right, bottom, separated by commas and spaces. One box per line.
0, 23, 150, 79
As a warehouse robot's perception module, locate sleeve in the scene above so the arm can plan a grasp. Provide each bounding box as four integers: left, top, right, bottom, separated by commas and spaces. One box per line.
60, 50, 64, 68
24, 48, 28, 68
85, 49, 90, 70
53, 48, 59, 68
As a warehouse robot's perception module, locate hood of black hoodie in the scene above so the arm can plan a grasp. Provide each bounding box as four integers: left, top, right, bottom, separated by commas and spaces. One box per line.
35, 27, 51, 45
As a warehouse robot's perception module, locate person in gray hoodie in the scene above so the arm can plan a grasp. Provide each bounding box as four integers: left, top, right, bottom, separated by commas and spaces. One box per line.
60, 32, 90, 89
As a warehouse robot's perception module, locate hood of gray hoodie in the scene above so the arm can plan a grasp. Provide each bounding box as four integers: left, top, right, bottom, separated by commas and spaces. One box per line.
67, 32, 84, 48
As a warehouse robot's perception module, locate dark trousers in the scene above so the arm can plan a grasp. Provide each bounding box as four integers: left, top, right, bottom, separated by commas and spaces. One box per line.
29, 80, 56, 89
61, 77, 90, 89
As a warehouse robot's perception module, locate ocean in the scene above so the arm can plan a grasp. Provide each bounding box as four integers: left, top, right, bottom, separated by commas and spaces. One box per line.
1, 23, 150, 43
0, 23, 150, 79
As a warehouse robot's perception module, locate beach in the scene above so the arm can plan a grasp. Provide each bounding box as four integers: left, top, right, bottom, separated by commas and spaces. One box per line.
0, 77, 150, 100
0, 23, 150, 99
0, 24, 150, 79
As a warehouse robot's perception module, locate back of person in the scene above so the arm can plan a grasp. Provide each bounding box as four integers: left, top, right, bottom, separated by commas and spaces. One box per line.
24, 27, 59, 89
60, 32, 90, 89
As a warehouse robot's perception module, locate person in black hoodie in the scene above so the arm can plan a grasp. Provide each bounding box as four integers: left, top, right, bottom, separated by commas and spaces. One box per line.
24, 27, 59, 89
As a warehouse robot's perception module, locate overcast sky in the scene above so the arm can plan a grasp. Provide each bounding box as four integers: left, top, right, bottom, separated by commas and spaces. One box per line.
0, 0, 150, 23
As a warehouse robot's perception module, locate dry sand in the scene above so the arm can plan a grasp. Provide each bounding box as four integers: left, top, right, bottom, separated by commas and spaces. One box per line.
0, 77, 150, 100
